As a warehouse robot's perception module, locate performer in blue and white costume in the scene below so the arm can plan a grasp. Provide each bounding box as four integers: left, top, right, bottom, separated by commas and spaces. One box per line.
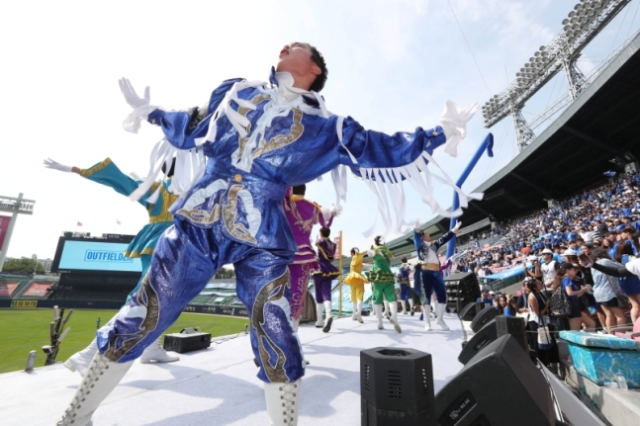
43, 157, 181, 375
396, 256, 415, 315
413, 220, 462, 331
57, 42, 478, 426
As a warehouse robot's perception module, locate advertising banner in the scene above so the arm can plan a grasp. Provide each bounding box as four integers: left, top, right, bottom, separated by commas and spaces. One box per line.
11, 300, 38, 308
0, 215, 10, 250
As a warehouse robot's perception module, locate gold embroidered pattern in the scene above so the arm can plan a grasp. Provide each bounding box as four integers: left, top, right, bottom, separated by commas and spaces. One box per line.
104, 273, 160, 362
284, 196, 320, 233
80, 157, 113, 178
237, 94, 271, 160
223, 184, 257, 244
252, 269, 291, 382
176, 203, 221, 225
251, 107, 304, 159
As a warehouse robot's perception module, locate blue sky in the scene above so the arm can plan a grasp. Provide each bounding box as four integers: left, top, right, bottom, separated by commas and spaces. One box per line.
1, 0, 639, 261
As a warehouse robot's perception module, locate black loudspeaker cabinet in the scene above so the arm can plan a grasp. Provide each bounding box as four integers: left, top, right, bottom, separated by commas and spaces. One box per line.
444, 272, 481, 313
470, 306, 499, 333
458, 319, 497, 365
496, 315, 528, 355
436, 335, 554, 426
163, 332, 211, 354
458, 302, 477, 322
361, 347, 436, 426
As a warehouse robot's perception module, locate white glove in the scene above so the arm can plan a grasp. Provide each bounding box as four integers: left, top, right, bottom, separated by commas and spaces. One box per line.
331, 204, 343, 217
43, 158, 72, 173
415, 217, 421, 230
439, 100, 479, 157
366, 249, 375, 257
452, 221, 462, 234
119, 78, 150, 109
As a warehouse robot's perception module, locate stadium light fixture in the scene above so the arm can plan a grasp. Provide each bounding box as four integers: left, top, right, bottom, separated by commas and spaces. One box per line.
480, 0, 632, 151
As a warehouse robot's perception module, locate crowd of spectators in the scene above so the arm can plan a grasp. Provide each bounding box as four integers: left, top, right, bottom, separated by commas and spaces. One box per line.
464, 172, 640, 346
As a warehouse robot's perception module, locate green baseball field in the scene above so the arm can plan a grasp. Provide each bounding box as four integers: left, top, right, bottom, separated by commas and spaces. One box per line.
0, 308, 250, 374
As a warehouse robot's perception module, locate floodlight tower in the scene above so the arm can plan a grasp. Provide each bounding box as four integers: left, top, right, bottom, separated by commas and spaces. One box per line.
482, 0, 632, 151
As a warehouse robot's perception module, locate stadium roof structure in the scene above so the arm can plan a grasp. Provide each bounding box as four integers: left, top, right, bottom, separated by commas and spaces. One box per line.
385, 32, 640, 259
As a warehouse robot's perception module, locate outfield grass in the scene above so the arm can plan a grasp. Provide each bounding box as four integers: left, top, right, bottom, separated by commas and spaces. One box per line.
0, 308, 250, 374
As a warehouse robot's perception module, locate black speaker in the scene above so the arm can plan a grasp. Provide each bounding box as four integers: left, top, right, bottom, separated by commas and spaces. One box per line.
458, 302, 477, 322
436, 335, 554, 426
163, 331, 211, 353
470, 306, 499, 333
496, 315, 528, 355
361, 347, 436, 425
457, 319, 497, 365
444, 272, 481, 313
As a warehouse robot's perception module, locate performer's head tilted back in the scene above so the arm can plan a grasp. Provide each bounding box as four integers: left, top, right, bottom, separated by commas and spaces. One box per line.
276, 42, 328, 92
421, 230, 432, 243
374, 236, 385, 246
350, 247, 359, 256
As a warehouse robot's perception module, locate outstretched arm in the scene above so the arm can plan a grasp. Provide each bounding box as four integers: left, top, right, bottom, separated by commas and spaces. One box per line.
44, 158, 150, 207
590, 262, 633, 277
119, 78, 241, 150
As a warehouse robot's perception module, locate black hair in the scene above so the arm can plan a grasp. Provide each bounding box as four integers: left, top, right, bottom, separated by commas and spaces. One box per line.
161, 158, 176, 177
306, 43, 328, 92
401, 256, 407, 263
292, 185, 306, 195
374, 235, 384, 246
350, 247, 359, 256
320, 227, 331, 238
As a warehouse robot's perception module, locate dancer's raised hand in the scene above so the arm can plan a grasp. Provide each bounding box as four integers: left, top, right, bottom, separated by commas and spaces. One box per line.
43, 158, 73, 173
119, 78, 150, 109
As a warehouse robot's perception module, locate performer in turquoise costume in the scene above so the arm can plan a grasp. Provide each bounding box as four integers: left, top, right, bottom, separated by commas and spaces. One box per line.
43, 156, 181, 375
55, 42, 479, 426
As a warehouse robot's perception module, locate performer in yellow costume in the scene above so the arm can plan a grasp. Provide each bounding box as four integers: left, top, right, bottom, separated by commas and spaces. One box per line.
344, 247, 368, 323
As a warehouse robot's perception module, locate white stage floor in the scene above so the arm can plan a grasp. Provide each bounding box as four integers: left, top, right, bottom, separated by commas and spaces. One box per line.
1, 312, 466, 426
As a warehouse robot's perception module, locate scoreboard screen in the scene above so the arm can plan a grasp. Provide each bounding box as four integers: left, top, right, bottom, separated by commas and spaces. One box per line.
52, 237, 142, 273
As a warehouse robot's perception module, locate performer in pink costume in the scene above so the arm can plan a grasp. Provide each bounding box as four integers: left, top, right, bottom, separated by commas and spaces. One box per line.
283, 185, 341, 331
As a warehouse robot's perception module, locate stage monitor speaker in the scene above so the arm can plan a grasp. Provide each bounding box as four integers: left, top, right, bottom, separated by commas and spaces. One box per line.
444, 272, 481, 313
436, 335, 554, 426
470, 306, 499, 333
361, 347, 436, 425
458, 319, 497, 365
458, 302, 478, 322
496, 315, 528, 355
163, 332, 211, 354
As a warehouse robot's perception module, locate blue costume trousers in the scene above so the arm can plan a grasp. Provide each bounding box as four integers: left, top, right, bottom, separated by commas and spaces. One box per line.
420, 269, 447, 304
399, 284, 412, 301
96, 220, 304, 384
413, 265, 423, 300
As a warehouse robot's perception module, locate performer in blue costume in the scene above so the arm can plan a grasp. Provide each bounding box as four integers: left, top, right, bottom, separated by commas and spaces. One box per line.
56, 42, 478, 426
44, 157, 181, 374
396, 256, 415, 315
413, 220, 462, 331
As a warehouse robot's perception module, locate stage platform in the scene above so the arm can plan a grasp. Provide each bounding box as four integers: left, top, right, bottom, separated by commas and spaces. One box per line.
1, 312, 466, 426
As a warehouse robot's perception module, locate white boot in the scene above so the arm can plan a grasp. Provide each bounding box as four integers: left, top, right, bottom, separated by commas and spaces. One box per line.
423, 304, 431, 331
56, 353, 133, 426
322, 300, 333, 333
264, 379, 301, 426
64, 337, 98, 377
315, 304, 324, 328
389, 302, 402, 333
383, 300, 391, 318
375, 304, 384, 329
403, 300, 409, 314
292, 317, 300, 333
356, 301, 364, 324
409, 299, 415, 316
140, 336, 180, 364
436, 303, 450, 331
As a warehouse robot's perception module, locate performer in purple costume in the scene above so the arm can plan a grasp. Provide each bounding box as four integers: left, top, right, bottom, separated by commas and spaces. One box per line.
284, 185, 340, 331
56, 42, 478, 426
313, 227, 341, 332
